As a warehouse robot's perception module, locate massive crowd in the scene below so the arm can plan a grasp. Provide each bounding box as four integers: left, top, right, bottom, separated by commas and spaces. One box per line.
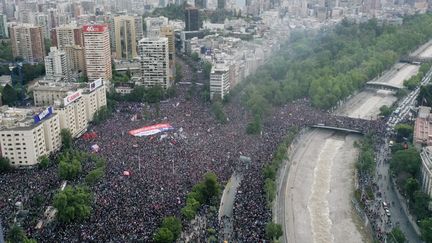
0, 85, 386, 242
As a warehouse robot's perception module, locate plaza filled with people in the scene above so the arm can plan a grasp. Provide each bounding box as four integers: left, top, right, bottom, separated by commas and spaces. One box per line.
0, 85, 386, 241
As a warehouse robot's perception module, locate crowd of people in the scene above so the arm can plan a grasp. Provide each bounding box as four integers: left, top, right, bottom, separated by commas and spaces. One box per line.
0, 85, 386, 242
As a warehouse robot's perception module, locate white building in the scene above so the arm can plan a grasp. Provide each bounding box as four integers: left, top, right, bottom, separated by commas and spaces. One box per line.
145, 16, 168, 37
210, 62, 230, 100
139, 37, 171, 89
32, 79, 107, 137
0, 106, 61, 167
45, 47, 71, 82
420, 146, 432, 198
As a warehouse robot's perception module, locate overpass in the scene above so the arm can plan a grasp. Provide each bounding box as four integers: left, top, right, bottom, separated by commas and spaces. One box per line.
400, 56, 432, 64
365, 81, 402, 92
311, 124, 364, 134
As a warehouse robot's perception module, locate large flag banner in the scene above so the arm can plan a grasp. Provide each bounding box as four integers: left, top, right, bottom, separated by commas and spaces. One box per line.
129, 123, 174, 137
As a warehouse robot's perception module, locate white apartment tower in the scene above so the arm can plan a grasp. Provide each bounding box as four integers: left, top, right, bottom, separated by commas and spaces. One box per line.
139, 37, 171, 89
210, 62, 230, 100
83, 25, 112, 82
45, 47, 71, 81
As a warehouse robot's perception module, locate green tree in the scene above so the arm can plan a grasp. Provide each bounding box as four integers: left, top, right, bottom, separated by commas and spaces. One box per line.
412, 191, 431, 220
38, 155, 50, 168
146, 85, 164, 103
0, 157, 11, 173
202, 172, 221, 205
394, 124, 413, 141
60, 129, 73, 150
53, 186, 92, 223
419, 218, 432, 243
2, 84, 18, 105
153, 227, 174, 243
6, 224, 37, 243
211, 101, 227, 123
175, 63, 183, 82
404, 178, 419, 200
191, 52, 199, 61
265, 222, 283, 241
388, 227, 406, 243
390, 148, 421, 177
58, 158, 82, 180
379, 105, 393, 117
181, 205, 196, 220
161, 216, 182, 239
203, 61, 212, 80
85, 168, 104, 185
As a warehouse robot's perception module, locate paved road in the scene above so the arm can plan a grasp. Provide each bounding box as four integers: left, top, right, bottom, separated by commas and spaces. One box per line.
375, 139, 422, 243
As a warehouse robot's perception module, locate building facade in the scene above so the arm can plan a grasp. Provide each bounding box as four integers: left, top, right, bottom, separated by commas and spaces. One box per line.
10, 24, 45, 63
83, 25, 112, 82
114, 15, 138, 60
0, 106, 61, 167
185, 8, 199, 31
414, 106, 432, 148
160, 25, 176, 81
139, 37, 171, 89
64, 45, 86, 75
210, 62, 230, 100
55, 25, 84, 50
0, 14, 8, 38
45, 47, 71, 81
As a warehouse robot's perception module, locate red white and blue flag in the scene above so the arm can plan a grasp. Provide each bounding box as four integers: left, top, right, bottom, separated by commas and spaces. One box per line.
128, 123, 174, 137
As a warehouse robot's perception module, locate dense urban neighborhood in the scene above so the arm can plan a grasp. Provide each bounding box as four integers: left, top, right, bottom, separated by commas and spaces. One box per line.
1, 0, 432, 242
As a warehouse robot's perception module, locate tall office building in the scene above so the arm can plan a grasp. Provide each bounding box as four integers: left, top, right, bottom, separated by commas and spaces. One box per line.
139, 37, 171, 89
185, 7, 199, 31
55, 25, 84, 50
83, 24, 112, 82
114, 15, 137, 60
45, 47, 70, 81
0, 14, 7, 38
10, 24, 45, 63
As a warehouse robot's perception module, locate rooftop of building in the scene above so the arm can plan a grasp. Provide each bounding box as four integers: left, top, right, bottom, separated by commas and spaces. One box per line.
32, 80, 80, 92
0, 106, 55, 130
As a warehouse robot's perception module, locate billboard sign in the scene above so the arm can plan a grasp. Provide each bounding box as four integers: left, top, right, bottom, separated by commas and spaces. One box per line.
129, 123, 174, 137
63, 91, 82, 106
34, 106, 53, 124
88, 78, 103, 92
83, 25, 107, 33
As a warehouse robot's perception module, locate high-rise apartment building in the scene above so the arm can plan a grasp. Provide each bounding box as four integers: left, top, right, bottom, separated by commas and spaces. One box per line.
0, 14, 8, 38
210, 62, 230, 100
134, 15, 144, 41
36, 14, 50, 39
83, 24, 112, 82
54, 25, 84, 50
10, 24, 45, 63
114, 15, 137, 60
139, 37, 171, 89
160, 25, 175, 80
64, 45, 86, 74
45, 47, 70, 81
185, 7, 199, 31
145, 16, 168, 37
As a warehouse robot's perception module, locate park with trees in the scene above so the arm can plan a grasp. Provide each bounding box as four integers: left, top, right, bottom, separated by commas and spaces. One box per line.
236, 14, 432, 133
